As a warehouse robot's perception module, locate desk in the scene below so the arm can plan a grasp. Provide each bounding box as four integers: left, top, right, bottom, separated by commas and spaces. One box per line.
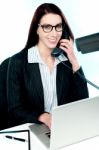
0, 123, 99, 150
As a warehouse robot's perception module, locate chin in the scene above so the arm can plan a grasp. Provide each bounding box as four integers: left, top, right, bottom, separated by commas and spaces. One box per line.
46, 42, 58, 49
48, 47, 56, 50
49, 44, 57, 49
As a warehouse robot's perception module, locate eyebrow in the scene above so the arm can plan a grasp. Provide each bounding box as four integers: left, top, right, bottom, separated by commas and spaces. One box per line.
40, 22, 62, 26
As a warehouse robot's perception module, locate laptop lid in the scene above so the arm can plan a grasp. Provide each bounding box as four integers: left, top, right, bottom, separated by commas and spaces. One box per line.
50, 95, 99, 150
29, 96, 99, 150
75, 32, 99, 54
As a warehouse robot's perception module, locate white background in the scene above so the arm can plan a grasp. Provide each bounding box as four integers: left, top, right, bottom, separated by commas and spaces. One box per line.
0, 0, 99, 97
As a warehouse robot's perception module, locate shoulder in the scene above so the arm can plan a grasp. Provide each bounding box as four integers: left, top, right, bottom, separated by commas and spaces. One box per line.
7, 48, 28, 74
9, 48, 28, 66
0, 57, 10, 69
58, 59, 72, 71
10, 48, 27, 61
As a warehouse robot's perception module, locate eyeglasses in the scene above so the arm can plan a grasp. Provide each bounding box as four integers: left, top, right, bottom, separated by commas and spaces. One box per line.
38, 23, 63, 33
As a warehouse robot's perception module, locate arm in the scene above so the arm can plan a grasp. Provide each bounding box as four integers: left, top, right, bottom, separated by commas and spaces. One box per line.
7, 54, 43, 126
71, 67, 89, 100
59, 38, 89, 100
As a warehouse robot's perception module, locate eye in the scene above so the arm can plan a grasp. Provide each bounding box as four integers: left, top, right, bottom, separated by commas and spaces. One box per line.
43, 24, 52, 29
56, 23, 62, 29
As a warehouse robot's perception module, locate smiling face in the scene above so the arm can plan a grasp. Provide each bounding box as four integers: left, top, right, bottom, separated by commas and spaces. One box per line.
37, 13, 63, 51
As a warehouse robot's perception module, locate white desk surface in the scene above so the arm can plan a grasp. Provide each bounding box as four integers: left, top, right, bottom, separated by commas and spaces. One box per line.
0, 123, 99, 150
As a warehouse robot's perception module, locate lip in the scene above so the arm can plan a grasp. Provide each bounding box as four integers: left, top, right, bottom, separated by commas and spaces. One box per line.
48, 38, 57, 43
49, 39, 56, 41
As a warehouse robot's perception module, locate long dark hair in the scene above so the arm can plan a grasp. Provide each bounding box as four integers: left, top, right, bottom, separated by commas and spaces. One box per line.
25, 3, 74, 49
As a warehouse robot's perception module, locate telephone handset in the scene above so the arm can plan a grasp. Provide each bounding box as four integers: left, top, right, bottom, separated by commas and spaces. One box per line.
51, 30, 69, 57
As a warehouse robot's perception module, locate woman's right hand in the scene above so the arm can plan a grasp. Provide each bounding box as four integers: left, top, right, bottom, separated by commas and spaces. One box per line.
38, 112, 52, 129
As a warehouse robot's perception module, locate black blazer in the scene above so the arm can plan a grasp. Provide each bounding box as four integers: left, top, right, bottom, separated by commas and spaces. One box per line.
7, 48, 89, 126
0, 58, 10, 130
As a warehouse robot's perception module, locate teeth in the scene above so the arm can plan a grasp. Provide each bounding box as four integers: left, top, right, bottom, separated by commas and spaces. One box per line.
49, 39, 56, 42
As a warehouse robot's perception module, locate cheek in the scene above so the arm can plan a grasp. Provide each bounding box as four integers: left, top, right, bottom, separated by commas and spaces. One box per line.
37, 30, 45, 41
37, 28, 45, 39
57, 32, 62, 41
38, 34, 46, 42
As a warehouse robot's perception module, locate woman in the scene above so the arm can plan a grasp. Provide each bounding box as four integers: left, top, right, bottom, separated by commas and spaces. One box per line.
7, 3, 89, 128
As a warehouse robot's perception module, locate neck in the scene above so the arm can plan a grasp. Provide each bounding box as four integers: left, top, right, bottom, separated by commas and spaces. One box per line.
37, 44, 55, 71
37, 44, 53, 59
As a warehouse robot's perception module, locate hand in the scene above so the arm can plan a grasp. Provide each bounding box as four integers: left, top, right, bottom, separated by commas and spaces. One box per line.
38, 113, 52, 129
59, 38, 80, 72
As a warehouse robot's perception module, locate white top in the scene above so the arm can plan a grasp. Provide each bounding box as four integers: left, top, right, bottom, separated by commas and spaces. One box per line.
28, 46, 67, 113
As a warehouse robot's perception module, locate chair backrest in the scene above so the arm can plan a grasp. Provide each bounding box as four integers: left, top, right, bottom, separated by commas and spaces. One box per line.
0, 57, 10, 130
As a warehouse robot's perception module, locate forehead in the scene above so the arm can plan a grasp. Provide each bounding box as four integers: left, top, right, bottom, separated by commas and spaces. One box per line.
40, 13, 62, 25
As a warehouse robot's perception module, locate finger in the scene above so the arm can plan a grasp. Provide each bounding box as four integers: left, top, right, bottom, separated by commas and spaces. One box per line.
60, 39, 69, 43
60, 42, 70, 50
59, 46, 68, 54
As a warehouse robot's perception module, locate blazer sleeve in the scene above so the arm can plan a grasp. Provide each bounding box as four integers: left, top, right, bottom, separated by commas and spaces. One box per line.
57, 61, 89, 105
70, 67, 89, 101
7, 53, 42, 126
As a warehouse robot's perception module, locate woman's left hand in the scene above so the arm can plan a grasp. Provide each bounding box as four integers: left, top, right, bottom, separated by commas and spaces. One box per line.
59, 38, 80, 72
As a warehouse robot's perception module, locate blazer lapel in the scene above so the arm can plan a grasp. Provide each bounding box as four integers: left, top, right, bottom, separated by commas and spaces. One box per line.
26, 63, 44, 105
56, 64, 64, 105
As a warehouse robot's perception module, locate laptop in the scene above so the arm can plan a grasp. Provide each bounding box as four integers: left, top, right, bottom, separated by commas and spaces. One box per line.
29, 95, 99, 150
75, 32, 99, 54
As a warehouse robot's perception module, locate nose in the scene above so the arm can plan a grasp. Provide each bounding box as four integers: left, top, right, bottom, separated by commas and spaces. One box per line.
51, 27, 57, 36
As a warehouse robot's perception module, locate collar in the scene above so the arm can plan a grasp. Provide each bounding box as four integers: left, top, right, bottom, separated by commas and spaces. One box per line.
28, 46, 68, 65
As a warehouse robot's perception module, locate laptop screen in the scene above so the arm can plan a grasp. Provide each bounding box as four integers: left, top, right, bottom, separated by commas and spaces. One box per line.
50, 96, 99, 149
